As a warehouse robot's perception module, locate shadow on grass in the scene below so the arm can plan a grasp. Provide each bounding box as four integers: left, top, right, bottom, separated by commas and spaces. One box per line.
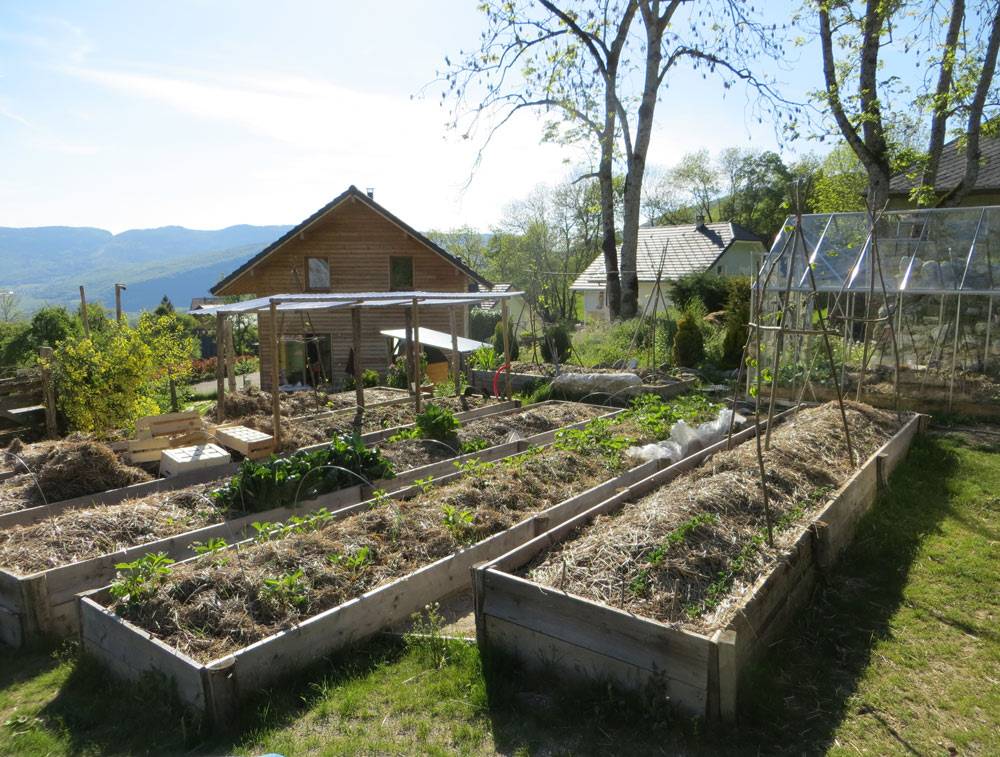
33, 636, 409, 755
737, 433, 963, 754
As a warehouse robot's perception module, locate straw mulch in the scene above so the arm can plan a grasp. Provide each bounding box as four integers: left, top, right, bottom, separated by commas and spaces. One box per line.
112, 407, 672, 662
381, 402, 607, 470
0, 487, 221, 575
525, 401, 900, 632
0, 440, 151, 514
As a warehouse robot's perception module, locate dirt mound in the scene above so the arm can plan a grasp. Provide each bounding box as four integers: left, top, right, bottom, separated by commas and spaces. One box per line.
35, 441, 152, 503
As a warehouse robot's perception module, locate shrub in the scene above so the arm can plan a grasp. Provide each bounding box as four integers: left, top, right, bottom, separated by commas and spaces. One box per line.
386, 355, 426, 389
469, 307, 501, 341
672, 312, 705, 367
541, 322, 573, 363
492, 320, 519, 361
212, 434, 394, 512
668, 271, 730, 313
415, 404, 461, 447
721, 277, 751, 368
343, 369, 379, 391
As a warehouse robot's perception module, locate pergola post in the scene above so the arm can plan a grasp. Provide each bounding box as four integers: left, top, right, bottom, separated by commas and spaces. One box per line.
501, 298, 512, 400
404, 307, 415, 395
412, 297, 423, 413
269, 301, 281, 450
226, 319, 237, 393
215, 312, 226, 423
79, 286, 90, 338
449, 306, 461, 397
351, 306, 365, 422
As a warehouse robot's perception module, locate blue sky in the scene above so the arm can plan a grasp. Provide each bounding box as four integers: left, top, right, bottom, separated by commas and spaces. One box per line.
0, 1, 826, 233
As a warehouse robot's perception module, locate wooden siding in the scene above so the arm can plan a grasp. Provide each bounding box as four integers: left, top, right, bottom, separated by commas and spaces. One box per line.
216, 197, 471, 387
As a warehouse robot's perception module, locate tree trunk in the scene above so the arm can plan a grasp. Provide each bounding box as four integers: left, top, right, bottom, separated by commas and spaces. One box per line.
168, 375, 178, 412
599, 90, 622, 320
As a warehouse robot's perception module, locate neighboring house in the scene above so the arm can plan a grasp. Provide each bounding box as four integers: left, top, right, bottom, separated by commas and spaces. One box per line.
473, 283, 527, 328
571, 217, 766, 320
889, 134, 1000, 208
210, 185, 490, 390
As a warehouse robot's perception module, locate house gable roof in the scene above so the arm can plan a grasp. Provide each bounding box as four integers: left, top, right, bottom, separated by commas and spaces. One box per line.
211, 185, 491, 295
889, 133, 1000, 196
571, 221, 764, 290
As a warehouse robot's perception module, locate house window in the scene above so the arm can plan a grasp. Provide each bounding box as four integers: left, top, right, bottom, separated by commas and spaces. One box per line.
307, 257, 330, 290
390, 256, 414, 291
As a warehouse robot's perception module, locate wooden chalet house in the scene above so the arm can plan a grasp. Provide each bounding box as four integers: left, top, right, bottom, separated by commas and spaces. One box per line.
211, 186, 490, 391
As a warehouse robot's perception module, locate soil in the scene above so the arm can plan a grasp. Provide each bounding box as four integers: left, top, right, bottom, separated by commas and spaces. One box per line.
523, 401, 900, 633
0, 440, 151, 515
0, 402, 605, 576
240, 395, 495, 453
104, 399, 714, 662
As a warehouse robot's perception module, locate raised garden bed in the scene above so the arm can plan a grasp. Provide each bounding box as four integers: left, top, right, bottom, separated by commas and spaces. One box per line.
78, 395, 736, 724
0, 400, 606, 646
0, 400, 519, 526
471, 402, 925, 722
215, 386, 410, 420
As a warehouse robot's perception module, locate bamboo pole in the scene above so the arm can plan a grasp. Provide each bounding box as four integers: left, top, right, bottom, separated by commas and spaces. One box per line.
985, 296, 994, 373
270, 301, 281, 450
79, 286, 90, 338
216, 312, 226, 423
449, 306, 461, 397
404, 308, 415, 395
501, 298, 512, 400
38, 347, 57, 438
412, 298, 423, 413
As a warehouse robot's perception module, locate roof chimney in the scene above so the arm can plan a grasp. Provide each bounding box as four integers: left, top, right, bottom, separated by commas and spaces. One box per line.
366, 187, 375, 199
695, 213, 705, 228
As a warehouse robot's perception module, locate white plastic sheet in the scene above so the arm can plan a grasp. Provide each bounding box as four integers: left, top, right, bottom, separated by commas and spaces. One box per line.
550, 372, 642, 399
626, 408, 745, 465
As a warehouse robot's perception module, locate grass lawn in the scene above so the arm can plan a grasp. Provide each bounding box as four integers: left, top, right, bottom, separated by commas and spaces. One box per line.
0, 430, 996, 755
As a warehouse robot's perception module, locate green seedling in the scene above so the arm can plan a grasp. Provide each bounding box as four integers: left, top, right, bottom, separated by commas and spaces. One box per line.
109, 552, 175, 604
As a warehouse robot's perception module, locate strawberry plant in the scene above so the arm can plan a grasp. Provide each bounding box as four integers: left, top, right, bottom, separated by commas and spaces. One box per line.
109, 552, 175, 604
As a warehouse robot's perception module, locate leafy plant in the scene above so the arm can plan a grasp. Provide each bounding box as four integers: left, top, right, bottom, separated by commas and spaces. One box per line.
459, 437, 490, 454
415, 404, 461, 447
492, 320, 519, 360
190, 537, 228, 556
453, 456, 495, 476
328, 545, 372, 572
414, 476, 435, 494
468, 346, 499, 371
251, 520, 279, 543
212, 433, 394, 512
441, 504, 475, 541
387, 427, 420, 442
260, 569, 309, 609
555, 417, 633, 464
109, 552, 175, 604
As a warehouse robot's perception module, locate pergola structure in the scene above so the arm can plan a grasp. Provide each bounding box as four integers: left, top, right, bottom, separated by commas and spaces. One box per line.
191, 290, 523, 448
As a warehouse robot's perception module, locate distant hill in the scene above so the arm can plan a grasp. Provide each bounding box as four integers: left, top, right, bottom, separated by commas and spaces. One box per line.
0, 224, 293, 314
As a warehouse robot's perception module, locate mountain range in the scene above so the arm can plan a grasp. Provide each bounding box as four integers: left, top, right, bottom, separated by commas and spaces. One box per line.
0, 224, 294, 315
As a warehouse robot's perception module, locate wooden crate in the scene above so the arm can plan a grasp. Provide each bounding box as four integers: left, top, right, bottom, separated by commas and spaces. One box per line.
76, 404, 771, 727
159, 444, 231, 477
472, 413, 924, 723
0, 402, 614, 646
213, 425, 274, 460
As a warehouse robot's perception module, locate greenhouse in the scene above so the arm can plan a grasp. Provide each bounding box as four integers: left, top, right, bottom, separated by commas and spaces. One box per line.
753, 205, 1000, 415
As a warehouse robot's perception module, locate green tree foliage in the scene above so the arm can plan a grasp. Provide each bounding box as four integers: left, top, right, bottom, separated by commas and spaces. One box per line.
136, 311, 198, 411
53, 325, 158, 433
468, 308, 501, 342
672, 311, 705, 368
0, 306, 80, 366
668, 272, 730, 313
812, 144, 868, 213
719, 149, 793, 242
669, 150, 721, 222
424, 227, 489, 274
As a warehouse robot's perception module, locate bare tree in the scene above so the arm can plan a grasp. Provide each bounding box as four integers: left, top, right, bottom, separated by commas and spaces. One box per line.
442, 1, 793, 319
0, 291, 21, 323
813, 0, 1000, 208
